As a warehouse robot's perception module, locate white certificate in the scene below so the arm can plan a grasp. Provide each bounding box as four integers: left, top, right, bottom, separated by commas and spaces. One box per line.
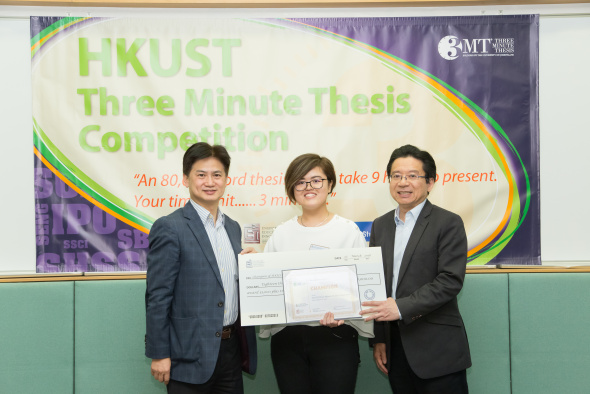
238, 247, 387, 326
283, 265, 361, 323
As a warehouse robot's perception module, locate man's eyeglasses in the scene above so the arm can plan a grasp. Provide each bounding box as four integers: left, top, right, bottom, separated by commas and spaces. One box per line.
295, 178, 327, 191
389, 174, 427, 182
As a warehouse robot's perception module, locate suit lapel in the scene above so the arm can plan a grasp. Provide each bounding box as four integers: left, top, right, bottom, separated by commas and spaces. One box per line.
224, 218, 242, 258
381, 211, 396, 298
397, 200, 432, 288
183, 203, 224, 288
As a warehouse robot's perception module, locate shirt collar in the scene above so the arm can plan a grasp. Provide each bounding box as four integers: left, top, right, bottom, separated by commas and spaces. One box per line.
395, 198, 427, 225
189, 199, 224, 227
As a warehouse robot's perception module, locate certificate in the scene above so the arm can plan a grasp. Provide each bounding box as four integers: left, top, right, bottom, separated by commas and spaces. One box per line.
238, 247, 387, 326
283, 265, 361, 323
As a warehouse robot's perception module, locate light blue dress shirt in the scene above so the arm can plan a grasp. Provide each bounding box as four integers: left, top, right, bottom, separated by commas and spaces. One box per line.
190, 200, 238, 326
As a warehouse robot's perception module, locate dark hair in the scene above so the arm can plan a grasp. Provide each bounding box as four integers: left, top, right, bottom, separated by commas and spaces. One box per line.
284, 154, 337, 204
183, 142, 231, 176
386, 144, 436, 183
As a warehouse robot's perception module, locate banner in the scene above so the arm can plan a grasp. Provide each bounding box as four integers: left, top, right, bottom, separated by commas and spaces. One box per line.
31, 16, 540, 272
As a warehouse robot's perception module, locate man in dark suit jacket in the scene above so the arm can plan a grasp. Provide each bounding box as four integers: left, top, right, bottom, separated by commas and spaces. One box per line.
145, 142, 256, 394
361, 145, 471, 393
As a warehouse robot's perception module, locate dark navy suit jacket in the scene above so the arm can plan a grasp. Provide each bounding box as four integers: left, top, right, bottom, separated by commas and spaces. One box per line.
145, 203, 257, 384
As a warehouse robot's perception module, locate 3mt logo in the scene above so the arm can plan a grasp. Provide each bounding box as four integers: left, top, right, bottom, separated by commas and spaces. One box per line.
438, 35, 462, 60
438, 35, 515, 60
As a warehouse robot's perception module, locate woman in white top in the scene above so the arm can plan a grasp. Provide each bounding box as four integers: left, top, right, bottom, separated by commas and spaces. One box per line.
261, 153, 372, 394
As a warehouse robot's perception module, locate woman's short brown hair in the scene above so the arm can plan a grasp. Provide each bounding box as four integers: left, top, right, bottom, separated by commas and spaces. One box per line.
284, 153, 337, 204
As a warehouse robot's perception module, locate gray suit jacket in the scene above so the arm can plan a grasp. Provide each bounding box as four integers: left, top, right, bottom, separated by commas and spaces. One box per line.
371, 200, 471, 379
145, 203, 256, 384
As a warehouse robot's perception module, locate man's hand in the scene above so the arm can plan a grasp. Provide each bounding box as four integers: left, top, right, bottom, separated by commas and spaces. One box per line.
360, 297, 400, 321
151, 358, 171, 384
373, 343, 388, 374
319, 311, 345, 328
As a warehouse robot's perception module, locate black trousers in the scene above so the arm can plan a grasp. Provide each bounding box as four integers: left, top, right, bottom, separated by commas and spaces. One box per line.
388, 323, 468, 394
271, 325, 360, 394
167, 334, 243, 394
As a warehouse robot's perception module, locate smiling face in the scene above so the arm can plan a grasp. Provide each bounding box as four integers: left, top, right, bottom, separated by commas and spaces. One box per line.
182, 157, 228, 213
389, 156, 434, 216
293, 166, 332, 212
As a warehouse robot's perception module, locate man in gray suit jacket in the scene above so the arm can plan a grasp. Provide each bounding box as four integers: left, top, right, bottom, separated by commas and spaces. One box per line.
361, 145, 471, 393
146, 142, 256, 393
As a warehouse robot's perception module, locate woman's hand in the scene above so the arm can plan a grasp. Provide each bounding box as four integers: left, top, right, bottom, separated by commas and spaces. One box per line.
319, 312, 345, 328
240, 247, 257, 255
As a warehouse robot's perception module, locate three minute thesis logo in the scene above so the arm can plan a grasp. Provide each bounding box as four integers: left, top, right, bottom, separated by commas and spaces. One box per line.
438, 35, 515, 60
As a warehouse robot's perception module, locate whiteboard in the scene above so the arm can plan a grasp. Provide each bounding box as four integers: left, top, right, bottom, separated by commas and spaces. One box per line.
1, 4, 589, 272
539, 15, 590, 262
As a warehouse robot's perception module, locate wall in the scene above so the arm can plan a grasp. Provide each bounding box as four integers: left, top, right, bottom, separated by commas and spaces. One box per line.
1, 4, 589, 273
2, 272, 589, 393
